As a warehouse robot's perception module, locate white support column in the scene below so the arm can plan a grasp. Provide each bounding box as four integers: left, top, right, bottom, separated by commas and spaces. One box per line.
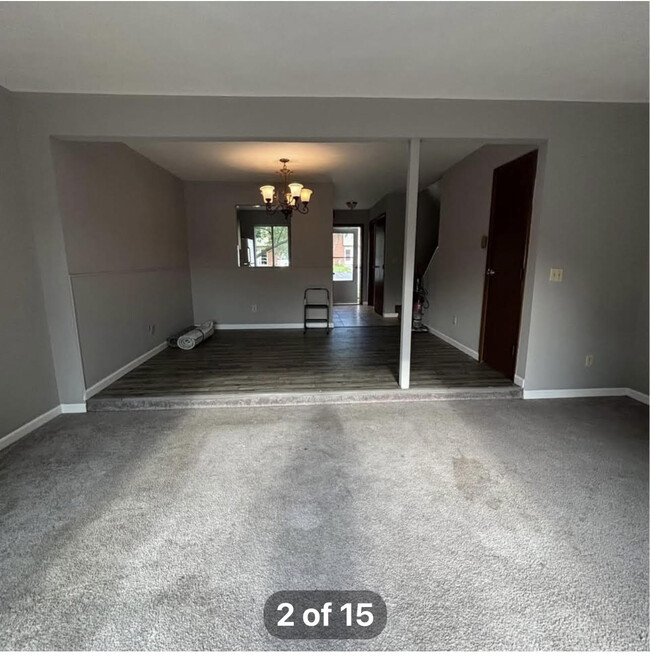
398, 138, 421, 389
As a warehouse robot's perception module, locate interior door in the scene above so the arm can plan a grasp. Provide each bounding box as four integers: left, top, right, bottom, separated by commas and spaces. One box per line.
332, 227, 360, 304
480, 150, 538, 380
368, 222, 376, 306
371, 216, 386, 316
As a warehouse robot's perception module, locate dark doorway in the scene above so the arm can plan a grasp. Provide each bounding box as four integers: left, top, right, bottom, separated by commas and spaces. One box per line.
368, 214, 386, 316
479, 150, 538, 380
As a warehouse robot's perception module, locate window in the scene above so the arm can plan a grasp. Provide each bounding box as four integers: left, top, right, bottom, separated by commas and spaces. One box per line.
333, 231, 355, 281
254, 225, 290, 267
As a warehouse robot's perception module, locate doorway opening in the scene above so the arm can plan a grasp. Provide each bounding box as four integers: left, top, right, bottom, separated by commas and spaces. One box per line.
332, 226, 362, 304
332, 223, 394, 328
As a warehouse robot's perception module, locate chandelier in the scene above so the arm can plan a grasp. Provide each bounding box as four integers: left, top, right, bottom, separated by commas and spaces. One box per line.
259, 158, 313, 219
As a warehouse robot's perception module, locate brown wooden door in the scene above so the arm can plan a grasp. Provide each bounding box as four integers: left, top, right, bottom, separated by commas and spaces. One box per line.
370, 215, 386, 315
368, 220, 376, 305
480, 150, 538, 380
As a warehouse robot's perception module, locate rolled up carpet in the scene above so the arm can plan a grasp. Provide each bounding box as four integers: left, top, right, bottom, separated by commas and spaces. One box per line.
167, 325, 198, 348
177, 321, 215, 350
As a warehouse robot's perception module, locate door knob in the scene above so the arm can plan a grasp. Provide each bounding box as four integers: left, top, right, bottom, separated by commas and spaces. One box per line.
487, 268, 496, 276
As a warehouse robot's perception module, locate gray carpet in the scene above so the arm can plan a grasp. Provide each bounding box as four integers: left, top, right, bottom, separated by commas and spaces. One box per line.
0, 397, 647, 650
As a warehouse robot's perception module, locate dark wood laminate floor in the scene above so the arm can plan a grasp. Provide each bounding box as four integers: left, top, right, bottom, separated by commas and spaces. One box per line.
95, 327, 514, 398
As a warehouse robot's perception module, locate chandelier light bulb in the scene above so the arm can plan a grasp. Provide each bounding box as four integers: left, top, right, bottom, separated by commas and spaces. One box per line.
260, 185, 275, 204
288, 182, 304, 199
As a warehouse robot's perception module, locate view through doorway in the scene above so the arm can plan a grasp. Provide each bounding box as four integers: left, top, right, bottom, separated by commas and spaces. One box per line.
332, 226, 361, 304
332, 225, 396, 328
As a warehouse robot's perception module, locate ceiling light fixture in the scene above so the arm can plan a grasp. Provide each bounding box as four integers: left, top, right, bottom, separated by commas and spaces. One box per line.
260, 158, 312, 219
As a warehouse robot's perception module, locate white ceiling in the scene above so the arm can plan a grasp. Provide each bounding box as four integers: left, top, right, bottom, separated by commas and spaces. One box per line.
0, 3, 647, 101
126, 140, 487, 209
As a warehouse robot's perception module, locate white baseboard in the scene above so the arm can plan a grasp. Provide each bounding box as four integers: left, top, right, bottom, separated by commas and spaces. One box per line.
625, 388, 649, 405
61, 403, 87, 413
216, 323, 334, 329
425, 325, 479, 361
85, 341, 168, 399
383, 313, 399, 318
0, 405, 60, 453
514, 374, 525, 387
523, 387, 648, 404
0, 400, 89, 454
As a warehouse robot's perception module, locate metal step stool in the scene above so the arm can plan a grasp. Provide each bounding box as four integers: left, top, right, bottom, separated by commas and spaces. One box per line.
304, 287, 331, 334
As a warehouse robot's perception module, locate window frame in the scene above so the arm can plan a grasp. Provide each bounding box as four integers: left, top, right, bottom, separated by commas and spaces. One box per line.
253, 222, 291, 268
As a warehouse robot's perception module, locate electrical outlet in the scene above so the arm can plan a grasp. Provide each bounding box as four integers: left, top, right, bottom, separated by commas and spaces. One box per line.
147, 324, 156, 336
251, 304, 257, 313
452, 315, 458, 325
549, 268, 563, 282
585, 354, 594, 367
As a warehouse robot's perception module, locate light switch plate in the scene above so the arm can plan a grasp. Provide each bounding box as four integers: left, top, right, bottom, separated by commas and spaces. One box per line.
550, 268, 563, 282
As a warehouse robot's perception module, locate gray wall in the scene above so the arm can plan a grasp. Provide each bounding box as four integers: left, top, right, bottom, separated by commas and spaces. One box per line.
629, 269, 649, 393
369, 192, 407, 315
184, 181, 334, 325
51, 141, 193, 388
339, 191, 439, 310
0, 87, 58, 438
415, 185, 441, 278
334, 208, 370, 303
10, 94, 648, 399
423, 144, 539, 376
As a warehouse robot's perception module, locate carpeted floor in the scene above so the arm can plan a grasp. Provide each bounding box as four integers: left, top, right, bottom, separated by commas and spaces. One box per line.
0, 397, 647, 650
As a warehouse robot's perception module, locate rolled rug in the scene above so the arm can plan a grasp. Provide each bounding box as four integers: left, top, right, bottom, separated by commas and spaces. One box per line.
167, 325, 198, 348
177, 321, 215, 350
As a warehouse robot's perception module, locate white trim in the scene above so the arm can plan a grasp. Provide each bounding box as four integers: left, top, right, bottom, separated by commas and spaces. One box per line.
523, 387, 626, 400
0, 405, 60, 453
60, 403, 87, 413
84, 341, 167, 399
216, 323, 334, 329
514, 374, 525, 387
625, 388, 649, 405
425, 325, 479, 361
383, 312, 399, 318
398, 138, 421, 390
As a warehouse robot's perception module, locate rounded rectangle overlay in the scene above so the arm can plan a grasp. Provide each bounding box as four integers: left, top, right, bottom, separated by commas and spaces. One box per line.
264, 590, 387, 640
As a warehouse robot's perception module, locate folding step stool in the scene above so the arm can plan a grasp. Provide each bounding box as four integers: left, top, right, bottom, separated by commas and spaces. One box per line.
303, 287, 331, 334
